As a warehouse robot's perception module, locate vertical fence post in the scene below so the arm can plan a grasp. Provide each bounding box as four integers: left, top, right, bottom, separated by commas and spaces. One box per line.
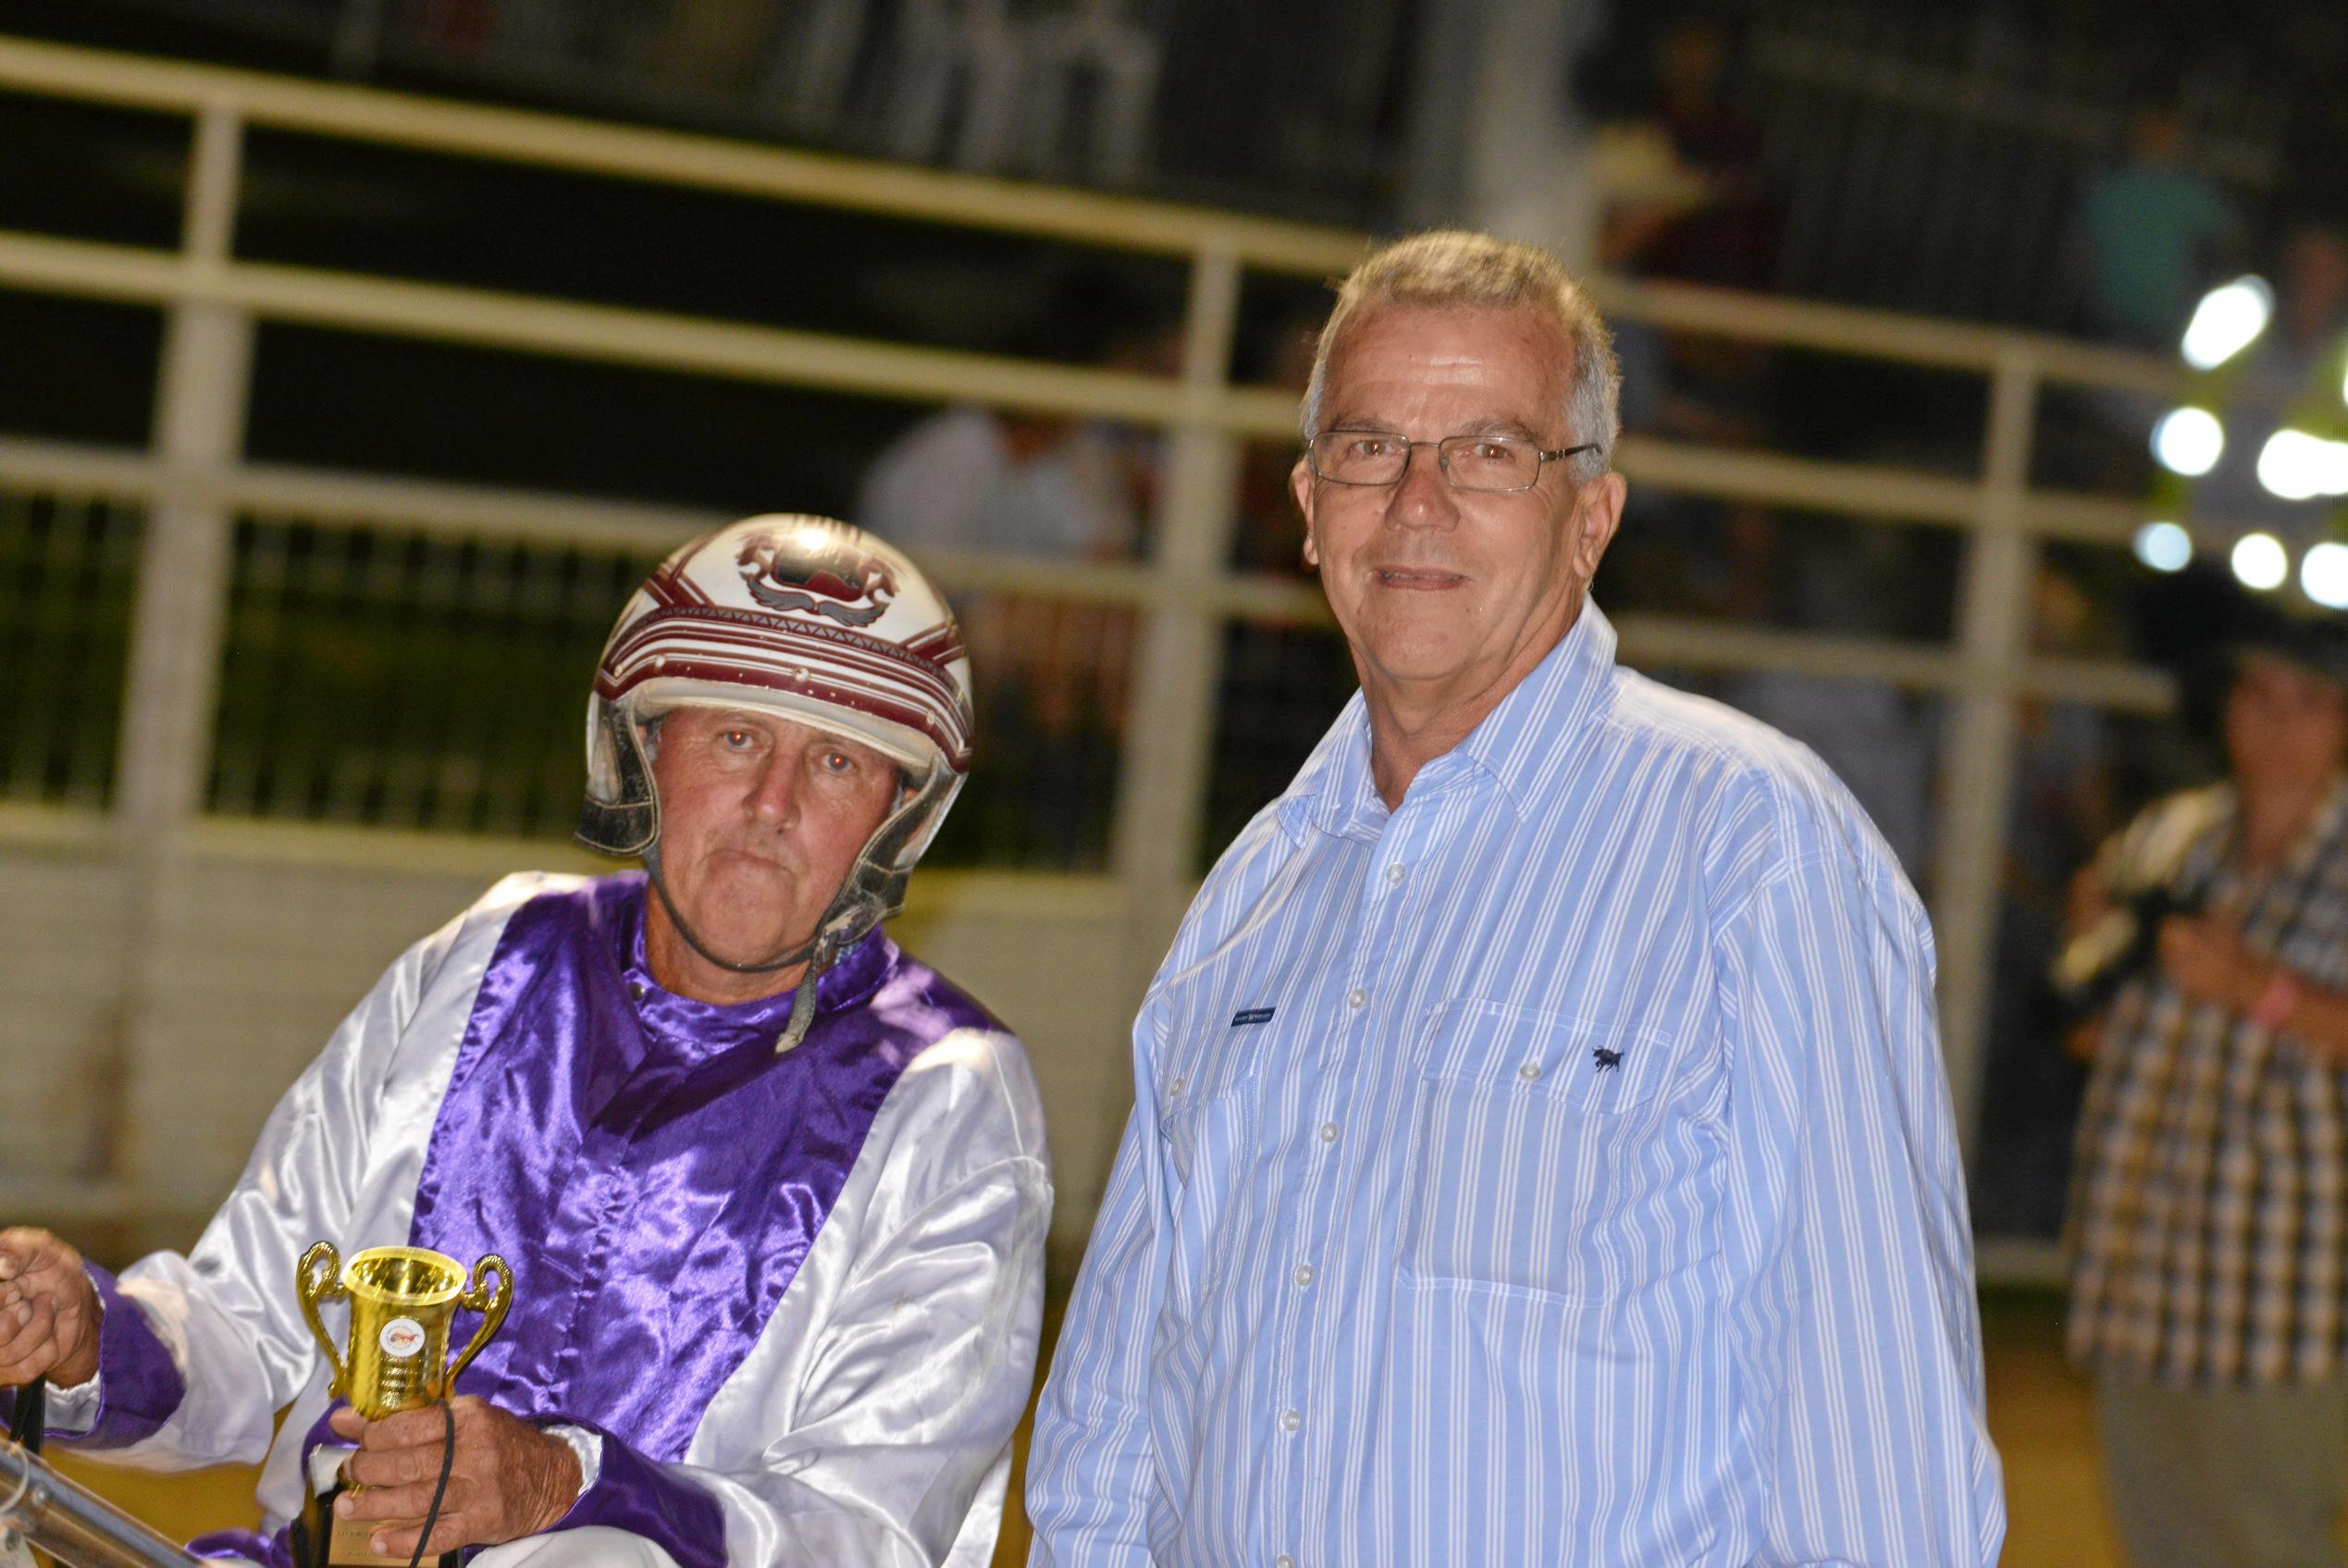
1930, 351, 2040, 1167
105, 98, 253, 1225
1100, 241, 1243, 1156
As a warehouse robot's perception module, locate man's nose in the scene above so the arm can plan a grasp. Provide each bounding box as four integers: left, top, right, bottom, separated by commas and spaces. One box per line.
745, 755, 803, 827
1384, 442, 1460, 527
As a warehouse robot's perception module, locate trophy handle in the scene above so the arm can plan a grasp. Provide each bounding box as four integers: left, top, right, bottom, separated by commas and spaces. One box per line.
447, 1254, 513, 1386
294, 1242, 350, 1397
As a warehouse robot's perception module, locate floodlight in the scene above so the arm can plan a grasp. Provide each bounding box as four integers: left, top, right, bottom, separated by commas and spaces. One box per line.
2132, 520, 2194, 573
2231, 531, 2289, 590
2181, 276, 2274, 370
2304, 543, 2348, 609
2150, 407, 2225, 475
2255, 428, 2348, 500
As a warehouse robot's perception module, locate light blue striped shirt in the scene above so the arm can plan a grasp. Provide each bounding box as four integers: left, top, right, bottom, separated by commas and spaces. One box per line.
1027, 601, 2004, 1567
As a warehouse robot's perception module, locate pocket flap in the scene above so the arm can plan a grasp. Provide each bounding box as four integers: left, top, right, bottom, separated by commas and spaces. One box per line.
1420, 998, 1673, 1114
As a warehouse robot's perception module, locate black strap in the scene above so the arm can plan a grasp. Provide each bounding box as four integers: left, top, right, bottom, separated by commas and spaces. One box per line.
407, 1400, 456, 1568
8, 1377, 43, 1457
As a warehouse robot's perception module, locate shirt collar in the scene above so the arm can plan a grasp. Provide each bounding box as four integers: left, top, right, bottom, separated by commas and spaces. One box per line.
2254, 772, 2348, 885
1277, 599, 1619, 841
612, 874, 895, 1055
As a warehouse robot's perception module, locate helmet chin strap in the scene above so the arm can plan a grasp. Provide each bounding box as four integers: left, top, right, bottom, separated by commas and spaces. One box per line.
639, 770, 949, 1053
641, 841, 819, 978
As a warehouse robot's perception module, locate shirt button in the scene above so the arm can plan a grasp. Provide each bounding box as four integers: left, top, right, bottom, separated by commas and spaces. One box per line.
1318, 1121, 1339, 1143
1276, 1558, 1295, 1568
628, 981, 647, 1002
1385, 862, 1405, 885
1293, 1264, 1315, 1287
1168, 1076, 1186, 1096
1519, 1061, 1542, 1081
1346, 988, 1366, 1009
1279, 1410, 1303, 1433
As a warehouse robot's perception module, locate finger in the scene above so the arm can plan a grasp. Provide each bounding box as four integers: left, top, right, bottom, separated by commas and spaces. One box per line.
0, 1234, 64, 1286
364, 1509, 481, 1564
344, 1438, 447, 1490
0, 1229, 44, 1277
0, 1299, 59, 1367
327, 1405, 365, 1443
0, 1326, 68, 1389
361, 1405, 451, 1451
337, 1475, 451, 1522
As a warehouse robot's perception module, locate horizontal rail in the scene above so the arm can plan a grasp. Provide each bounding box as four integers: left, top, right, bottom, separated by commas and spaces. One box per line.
1612, 615, 2176, 712
0, 231, 1302, 434
1592, 276, 2179, 395
1973, 1235, 2069, 1289
0, 34, 1365, 275
0, 802, 117, 857
0, 437, 1323, 614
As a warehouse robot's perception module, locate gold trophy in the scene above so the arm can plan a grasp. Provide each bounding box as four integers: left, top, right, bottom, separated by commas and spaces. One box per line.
296, 1243, 513, 1566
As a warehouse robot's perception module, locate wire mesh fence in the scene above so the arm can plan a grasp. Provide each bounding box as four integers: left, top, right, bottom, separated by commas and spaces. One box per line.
0, 488, 142, 809
201, 514, 1144, 866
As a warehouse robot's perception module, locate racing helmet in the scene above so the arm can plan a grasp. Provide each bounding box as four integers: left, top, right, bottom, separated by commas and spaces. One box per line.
579, 514, 972, 1005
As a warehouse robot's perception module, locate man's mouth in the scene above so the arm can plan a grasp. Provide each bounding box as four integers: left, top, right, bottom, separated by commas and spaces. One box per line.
1371, 566, 1465, 589
709, 846, 794, 874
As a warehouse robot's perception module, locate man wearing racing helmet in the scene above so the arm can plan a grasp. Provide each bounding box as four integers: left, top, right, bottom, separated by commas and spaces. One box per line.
0, 516, 1052, 1568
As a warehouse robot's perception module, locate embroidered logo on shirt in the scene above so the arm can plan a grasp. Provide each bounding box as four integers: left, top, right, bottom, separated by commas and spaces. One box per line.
1592, 1045, 1624, 1072
1231, 1006, 1277, 1028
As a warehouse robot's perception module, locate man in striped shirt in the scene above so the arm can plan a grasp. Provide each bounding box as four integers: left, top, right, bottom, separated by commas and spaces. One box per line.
2065, 623, 2348, 1568
1026, 231, 2004, 1566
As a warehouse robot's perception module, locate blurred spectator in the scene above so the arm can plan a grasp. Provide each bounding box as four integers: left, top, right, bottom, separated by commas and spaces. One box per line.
1717, 513, 1935, 881
856, 271, 1175, 860
1590, 17, 1784, 610
1229, 308, 1322, 577
2061, 615, 2348, 1568
2070, 102, 2240, 350
1594, 17, 1779, 292
859, 405, 1144, 562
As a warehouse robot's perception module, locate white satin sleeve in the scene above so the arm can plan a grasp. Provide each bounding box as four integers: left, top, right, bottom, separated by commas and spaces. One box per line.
73, 876, 550, 1474
676, 1027, 1053, 1568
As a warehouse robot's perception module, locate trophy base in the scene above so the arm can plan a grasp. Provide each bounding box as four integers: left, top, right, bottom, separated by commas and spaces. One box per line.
305, 1484, 454, 1568
327, 1512, 431, 1567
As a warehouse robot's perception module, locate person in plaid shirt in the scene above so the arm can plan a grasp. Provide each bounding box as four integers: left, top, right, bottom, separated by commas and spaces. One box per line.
2065, 616, 2348, 1568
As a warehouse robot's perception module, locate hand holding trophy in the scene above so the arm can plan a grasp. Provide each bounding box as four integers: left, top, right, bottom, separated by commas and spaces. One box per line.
295, 1244, 511, 1565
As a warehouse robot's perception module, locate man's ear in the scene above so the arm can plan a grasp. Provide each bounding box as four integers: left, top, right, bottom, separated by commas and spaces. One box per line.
1291, 458, 1319, 568
1569, 472, 1628, 584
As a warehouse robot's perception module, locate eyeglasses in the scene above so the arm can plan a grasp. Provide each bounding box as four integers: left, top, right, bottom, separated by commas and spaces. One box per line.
1306, 430, 1602, 492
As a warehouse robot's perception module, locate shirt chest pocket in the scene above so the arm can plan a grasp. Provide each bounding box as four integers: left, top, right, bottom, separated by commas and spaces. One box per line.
1154, 1054, 1263, 1300
1399, 1000, 1687, 1305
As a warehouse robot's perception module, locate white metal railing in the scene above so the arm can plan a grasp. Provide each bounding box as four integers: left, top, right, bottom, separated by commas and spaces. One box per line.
0, 34, 2191, 1251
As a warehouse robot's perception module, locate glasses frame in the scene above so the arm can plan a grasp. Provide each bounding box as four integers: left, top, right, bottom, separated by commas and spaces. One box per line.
1305, 430, 1603, 493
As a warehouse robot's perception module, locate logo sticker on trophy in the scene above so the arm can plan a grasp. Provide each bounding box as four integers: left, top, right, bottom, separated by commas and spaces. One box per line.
297, 1243, 512, 1566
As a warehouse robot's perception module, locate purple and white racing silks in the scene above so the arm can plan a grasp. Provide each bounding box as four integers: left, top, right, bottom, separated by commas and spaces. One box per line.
27, 873, 1051, 1568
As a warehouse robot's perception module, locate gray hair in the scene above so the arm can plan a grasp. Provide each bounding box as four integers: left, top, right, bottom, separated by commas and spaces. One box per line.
1301, 231, 1621, 481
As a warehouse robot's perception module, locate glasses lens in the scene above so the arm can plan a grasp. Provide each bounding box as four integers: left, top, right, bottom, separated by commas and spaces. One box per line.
1440, 436, 1540, 491
1313, 432, 1408, 485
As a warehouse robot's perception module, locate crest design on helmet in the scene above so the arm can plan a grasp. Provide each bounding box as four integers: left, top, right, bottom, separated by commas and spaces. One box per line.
735, 529, 901, 627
